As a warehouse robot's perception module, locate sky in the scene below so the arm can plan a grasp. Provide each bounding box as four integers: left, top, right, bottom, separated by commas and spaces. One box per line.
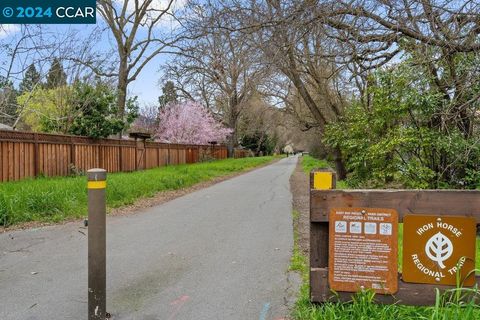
0, 0, 184, 107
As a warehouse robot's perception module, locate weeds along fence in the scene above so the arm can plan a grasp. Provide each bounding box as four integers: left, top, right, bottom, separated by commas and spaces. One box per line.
0, 130, 249, 182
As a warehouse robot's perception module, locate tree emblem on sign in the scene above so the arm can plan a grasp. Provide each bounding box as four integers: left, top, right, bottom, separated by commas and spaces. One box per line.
425, 232, 453, 269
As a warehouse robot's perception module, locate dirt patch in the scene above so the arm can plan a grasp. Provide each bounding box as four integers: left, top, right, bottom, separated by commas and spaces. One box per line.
1, 159, 278, 233
289, 158, 310, 256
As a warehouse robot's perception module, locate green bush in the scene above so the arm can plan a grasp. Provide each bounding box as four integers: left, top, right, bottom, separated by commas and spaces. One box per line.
324, 60, 480, 189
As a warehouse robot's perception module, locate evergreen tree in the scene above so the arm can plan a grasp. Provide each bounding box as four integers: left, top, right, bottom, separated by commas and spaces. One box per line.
46, 58, 67, 89
158, 81, 178, 110
68, 82, 139, 138
19, 63, 41, 93
240, 130, 275, 156
0, 77, 18, 126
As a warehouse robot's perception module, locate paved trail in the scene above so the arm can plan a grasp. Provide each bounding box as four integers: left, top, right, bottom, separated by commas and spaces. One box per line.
0, 156, 299, 320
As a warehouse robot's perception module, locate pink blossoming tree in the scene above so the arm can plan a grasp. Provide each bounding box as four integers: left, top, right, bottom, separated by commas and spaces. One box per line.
155, 101, 232, 144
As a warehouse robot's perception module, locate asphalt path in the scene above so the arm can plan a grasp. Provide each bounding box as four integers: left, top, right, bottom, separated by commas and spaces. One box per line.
0, 156, 299, 320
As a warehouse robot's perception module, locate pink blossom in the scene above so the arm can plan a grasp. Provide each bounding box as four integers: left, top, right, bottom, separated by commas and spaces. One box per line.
154, 101, 232, 144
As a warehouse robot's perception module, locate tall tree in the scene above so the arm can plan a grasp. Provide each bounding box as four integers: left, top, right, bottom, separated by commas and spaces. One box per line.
96, 0, 181, 136
0, 25, 58, 129
244, 0, 480, 185
16, 86, 73, 133
0, 77, 17, 126
68, 82, 139, 138
46, 58, 67, 89
319, 0, 480, 139
241, 0, 349, 177
158, 81, 178, 109
165, 2, 267, 157
19, 64, 41, 93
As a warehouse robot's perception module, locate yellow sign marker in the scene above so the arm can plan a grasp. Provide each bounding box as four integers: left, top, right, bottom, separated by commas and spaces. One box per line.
313, 172, 333, 190
88, 181, 107, 189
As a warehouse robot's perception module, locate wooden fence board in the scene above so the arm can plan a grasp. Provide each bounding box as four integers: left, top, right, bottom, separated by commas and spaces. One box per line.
311, 189, 480, 223
0, 130, 246, 182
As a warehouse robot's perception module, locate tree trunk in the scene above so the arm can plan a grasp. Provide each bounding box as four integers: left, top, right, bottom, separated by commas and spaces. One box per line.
227, 132, 236, 158
116, 59, 128, 139
227, 98, 239, 158
333, 147, 347, 180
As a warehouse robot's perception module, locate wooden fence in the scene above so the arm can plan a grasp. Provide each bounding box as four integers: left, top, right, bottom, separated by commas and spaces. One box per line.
0, 130, 249, 182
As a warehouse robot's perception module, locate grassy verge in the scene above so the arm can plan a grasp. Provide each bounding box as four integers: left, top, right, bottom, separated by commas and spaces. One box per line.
0, 156, 275, 227
301, 156, 330, 174
301, 155, 348, 189
290, 210, 308, 277
293, 156, 480, 319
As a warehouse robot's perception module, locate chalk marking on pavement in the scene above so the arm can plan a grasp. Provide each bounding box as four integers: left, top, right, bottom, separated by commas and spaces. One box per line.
259, 302, 271, 320
167, 295, 190, 320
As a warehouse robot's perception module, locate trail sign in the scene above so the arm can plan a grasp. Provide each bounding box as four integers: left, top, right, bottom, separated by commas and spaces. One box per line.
403, 215, 476, 286
313, 171, 333, 190
328, 208, 398, 294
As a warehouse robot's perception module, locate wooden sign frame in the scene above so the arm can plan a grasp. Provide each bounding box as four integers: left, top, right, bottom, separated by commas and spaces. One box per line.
309, 169, 480, 306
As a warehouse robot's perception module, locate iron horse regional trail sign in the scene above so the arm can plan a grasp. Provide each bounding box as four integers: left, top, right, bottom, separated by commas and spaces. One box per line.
403, 215, 477, 286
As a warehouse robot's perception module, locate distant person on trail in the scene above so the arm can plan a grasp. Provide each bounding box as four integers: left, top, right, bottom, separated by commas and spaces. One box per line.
283, 145, 294, 157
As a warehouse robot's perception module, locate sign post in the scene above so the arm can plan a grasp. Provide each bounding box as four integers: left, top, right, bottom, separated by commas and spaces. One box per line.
87, 169, 107, 320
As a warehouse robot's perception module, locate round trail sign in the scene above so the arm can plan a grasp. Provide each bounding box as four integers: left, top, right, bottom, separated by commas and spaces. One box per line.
402, 215, 476, 286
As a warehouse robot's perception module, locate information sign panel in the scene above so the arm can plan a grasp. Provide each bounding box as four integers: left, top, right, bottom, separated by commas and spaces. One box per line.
329, 208, 398, 294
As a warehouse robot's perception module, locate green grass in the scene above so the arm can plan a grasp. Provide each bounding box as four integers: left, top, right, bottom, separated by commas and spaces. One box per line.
292, 284, 480, 319
302, 155, 330, 174
294, 155, 480, 319
301, 155, 349, 189
0, 156, 275, 227
290, 210, 308, 278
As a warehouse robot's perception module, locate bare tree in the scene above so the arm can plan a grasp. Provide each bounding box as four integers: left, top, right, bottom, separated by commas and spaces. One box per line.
130, 103, 159, 134
0, 25, 57, 128
95, 0, 182, 129
165, 2, 268, 157
321, 1, 480, 59
282, 0, 479, 148
240, 0, 349, 177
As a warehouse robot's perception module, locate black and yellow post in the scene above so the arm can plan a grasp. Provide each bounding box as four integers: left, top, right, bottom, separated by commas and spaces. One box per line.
87, 169, 107, 320
309, 167, 336, 302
